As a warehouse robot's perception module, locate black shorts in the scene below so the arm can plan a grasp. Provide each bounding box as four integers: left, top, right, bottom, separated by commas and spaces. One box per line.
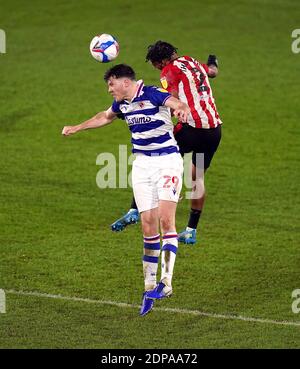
174, 124, 222, 170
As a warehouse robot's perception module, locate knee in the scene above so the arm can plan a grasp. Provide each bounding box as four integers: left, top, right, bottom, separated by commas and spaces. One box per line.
141, 215, 157, 236
192, 180, 205, 199
160, 216, 174, 233
143, 222, 154, 235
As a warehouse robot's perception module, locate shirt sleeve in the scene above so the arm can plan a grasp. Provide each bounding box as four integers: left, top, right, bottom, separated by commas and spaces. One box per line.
111, 100, 125, 120
111, 100, 121, 114
147, 87, 171, 106
161, 66, 180, 95
201, 63, 209, 74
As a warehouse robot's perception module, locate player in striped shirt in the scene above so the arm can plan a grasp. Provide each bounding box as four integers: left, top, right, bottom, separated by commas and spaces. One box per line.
62, 64, 190, 316
112, 42, 222, 245
147, 41, 222, 245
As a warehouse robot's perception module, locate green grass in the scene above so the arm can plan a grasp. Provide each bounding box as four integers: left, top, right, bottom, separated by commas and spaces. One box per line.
0, 0, 300, 348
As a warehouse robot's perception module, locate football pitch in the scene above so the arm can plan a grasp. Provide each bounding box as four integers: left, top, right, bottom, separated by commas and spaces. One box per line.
0, 0, 300, 348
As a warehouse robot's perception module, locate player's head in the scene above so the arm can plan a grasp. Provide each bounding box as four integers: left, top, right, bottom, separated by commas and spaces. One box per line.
146, 41, 178, 70
104, 64, 136, 101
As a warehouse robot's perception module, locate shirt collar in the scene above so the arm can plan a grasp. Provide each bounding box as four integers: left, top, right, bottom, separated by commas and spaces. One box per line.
131, 80, 144, 100
123, 80, 144, 104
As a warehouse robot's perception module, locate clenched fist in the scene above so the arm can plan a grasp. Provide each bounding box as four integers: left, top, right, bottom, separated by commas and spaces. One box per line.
62, 126, 78, 136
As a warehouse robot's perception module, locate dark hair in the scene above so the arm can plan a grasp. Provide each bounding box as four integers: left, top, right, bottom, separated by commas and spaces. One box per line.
145, 41, 178, 63
104, 64, 136, 82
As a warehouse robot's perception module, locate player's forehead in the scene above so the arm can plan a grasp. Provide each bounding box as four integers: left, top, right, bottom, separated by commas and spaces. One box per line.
107, 76, 124, 86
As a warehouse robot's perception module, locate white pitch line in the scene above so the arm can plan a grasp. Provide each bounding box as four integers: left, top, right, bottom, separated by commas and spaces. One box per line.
6, 289, 300, 328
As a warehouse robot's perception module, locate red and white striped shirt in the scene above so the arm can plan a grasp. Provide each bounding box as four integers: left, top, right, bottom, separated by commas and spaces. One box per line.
160, 56, 222, 131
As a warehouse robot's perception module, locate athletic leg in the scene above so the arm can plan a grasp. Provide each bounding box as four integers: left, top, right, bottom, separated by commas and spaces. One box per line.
159, 200, 178, 294
146, 153, 183, 300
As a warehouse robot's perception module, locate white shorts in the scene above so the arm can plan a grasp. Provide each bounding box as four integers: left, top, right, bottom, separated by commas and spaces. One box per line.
132, 152, 183, 213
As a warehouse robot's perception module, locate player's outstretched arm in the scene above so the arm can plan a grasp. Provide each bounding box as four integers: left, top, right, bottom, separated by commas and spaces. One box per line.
62, 107, 117, 136
165, 96, 190, 123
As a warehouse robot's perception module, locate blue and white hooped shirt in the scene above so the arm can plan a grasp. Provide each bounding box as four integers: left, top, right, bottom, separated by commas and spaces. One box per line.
111, 80, 179, 156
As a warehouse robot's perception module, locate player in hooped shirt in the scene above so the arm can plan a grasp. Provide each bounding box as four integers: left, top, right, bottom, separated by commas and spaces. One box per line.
62, 64, 190, 316
112, 41, 222, 245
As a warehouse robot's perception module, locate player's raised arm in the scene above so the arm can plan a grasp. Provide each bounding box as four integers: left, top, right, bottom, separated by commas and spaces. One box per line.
164, 96, 190, 123
207, 54, 219, 78
62, 107, 117, 136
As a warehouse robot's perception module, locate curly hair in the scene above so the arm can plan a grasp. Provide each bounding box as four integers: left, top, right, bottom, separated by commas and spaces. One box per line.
145, 41, 178, 63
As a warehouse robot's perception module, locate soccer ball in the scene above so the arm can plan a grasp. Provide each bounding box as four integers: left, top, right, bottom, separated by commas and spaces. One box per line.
89, 34, 119, 63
